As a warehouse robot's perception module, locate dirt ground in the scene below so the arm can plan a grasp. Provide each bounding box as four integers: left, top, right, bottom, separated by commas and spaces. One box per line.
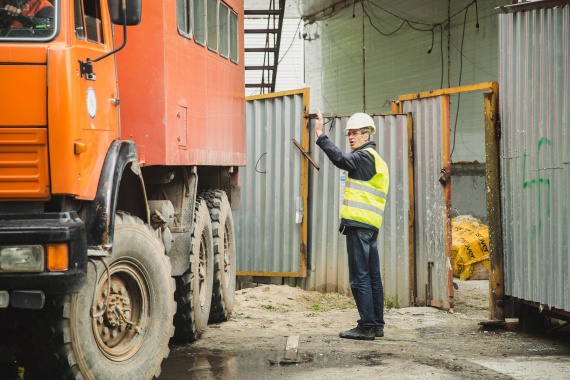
2, 280, 570, 379
161, 280, 570, 380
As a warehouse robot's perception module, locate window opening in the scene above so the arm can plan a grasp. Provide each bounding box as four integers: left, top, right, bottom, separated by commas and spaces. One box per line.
207, 0, 217, 52
176, 0, 191, 37
229, 9, 237, 63
218, 2, 228, 58
78, 0, 104, 43
74, 0, 85, 39
0, 0, 56, 39
193, 0, 206, 46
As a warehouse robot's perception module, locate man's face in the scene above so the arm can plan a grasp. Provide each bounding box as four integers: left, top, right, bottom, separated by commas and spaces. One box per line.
346, 129, 369, 150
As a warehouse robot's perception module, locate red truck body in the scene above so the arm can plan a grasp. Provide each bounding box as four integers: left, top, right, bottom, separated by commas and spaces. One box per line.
116, 0, 245, 167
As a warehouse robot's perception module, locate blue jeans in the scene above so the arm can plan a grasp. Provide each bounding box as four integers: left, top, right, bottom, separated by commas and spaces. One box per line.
345, 227, 385, 331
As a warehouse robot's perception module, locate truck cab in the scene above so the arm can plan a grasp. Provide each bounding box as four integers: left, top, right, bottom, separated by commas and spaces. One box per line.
0, 0, 124, 298
0, 0, 243, 377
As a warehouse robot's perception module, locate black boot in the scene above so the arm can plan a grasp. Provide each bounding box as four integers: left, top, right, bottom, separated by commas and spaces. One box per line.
375, 328, 384, 338
339, 326, 375, 340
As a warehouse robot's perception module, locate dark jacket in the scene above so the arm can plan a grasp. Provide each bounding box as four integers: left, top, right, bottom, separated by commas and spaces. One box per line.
316, 134, 378, 233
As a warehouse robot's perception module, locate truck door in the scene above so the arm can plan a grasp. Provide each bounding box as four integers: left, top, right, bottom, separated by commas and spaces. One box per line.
74, 0, 118, 130
58, 0, 119, 198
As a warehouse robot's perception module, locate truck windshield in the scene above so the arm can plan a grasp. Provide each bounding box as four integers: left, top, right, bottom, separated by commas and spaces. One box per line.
0, 0, 56, 40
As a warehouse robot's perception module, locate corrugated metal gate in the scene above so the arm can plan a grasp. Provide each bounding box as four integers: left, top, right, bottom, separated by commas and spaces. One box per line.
398, 83, 500, 311
401, 96, 453, 309
235, 89, 309, 277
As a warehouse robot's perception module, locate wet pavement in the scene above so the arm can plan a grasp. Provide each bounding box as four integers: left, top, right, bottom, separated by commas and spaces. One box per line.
0, 344, 391, 379
3, 281, 570, 379
160, 346, 389, 380
3, 325, 570, 379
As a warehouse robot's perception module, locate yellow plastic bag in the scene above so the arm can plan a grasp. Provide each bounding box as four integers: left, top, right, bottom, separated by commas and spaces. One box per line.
451, 215, 490, 280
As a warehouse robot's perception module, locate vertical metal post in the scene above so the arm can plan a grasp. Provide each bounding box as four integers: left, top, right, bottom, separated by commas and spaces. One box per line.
406, 113, 416, 306
441, 95, 454, 310
299, 88, 311, 277
484, 86, 504, 321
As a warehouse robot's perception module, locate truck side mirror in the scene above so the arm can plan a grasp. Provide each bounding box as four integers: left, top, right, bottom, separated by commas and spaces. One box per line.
108, 0, 142, 26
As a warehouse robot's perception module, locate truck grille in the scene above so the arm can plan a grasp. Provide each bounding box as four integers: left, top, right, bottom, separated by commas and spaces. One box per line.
0, 128, 50, 200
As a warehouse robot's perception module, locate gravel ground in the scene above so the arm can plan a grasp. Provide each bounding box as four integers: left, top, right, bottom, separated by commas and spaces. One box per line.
2, 280, 569, 379
160, 280, 570, 379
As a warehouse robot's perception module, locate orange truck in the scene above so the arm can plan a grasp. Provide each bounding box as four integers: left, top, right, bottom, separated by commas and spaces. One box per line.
0, 0, 244, 377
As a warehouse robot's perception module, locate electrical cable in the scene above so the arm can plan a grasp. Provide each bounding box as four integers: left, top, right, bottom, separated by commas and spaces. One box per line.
277, 19, 302, 65
366, 1, 433, 27
475, 0, 480, 29
450, 3, 471, 159
255, 152, 267, 174
359, 0, 480, 159
363, 0, 479, 49
439, 24, 444, 89
362, 4, 406, 37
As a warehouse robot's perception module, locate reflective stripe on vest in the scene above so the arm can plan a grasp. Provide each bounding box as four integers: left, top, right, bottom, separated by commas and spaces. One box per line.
340, 148, 389, 229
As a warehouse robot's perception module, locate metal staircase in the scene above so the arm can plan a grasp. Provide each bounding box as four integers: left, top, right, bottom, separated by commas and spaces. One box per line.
244, 0, 286, 94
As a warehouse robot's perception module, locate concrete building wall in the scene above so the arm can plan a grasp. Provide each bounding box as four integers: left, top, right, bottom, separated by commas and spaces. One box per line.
304, 0, 509, 220
451, 175, 487, 223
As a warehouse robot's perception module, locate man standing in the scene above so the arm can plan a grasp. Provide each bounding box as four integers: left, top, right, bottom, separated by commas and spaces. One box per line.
315, 109, 389, 341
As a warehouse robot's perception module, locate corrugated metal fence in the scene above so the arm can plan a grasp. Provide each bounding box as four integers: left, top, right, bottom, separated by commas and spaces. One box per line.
235, 90, 308, 276
297, 114, 413, 307
402, 96, 452, 309
238, 90, 457, 308
499, 5, 570, 312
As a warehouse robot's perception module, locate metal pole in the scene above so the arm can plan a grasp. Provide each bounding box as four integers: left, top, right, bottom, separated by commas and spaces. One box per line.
484, 86, 505, 322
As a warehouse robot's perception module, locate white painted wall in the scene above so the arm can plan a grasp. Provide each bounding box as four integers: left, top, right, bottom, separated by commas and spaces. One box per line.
304, 0, 509, 163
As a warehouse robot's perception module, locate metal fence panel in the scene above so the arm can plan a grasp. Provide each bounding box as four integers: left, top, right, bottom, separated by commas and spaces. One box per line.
402, 96, 452, 309
499, 5, 570, 311
235, 90, 307, 275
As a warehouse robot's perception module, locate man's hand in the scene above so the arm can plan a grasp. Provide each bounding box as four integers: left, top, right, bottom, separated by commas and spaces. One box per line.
315, 109, 323, 139
4, 4, 21, 17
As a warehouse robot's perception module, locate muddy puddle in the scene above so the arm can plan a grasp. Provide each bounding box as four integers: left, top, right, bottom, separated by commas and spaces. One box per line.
0, 344, 388, 379
160, 345, 388, 379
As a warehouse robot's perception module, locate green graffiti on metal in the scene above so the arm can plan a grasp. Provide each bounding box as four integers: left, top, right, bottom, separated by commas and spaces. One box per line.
522, 137, 552, 234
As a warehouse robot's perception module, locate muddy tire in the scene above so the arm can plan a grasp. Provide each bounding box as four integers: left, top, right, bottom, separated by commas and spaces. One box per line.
203, 189, 236, 323
20, 212, 176, 379
173, 197, 214, 342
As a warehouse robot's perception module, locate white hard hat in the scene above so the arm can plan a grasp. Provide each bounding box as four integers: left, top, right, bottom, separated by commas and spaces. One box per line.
345, 113, 376, 134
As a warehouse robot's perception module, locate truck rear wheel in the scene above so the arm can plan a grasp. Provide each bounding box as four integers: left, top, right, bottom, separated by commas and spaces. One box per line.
173, 198, 214, 342
21, 212, 175, 379
203, 190, 236, 323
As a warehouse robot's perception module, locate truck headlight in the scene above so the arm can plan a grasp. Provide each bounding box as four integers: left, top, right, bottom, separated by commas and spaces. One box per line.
0, 291, 8, 308
0, 246, 45, 272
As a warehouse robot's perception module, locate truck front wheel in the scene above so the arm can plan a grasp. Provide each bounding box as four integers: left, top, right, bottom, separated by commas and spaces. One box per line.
21, 213, 176, 379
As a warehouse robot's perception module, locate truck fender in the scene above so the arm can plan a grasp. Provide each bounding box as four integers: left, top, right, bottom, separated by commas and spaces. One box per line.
84, 139, 149, 251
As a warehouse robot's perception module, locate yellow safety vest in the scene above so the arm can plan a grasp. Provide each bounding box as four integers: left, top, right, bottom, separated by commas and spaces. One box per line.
340, 148, 389, 229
